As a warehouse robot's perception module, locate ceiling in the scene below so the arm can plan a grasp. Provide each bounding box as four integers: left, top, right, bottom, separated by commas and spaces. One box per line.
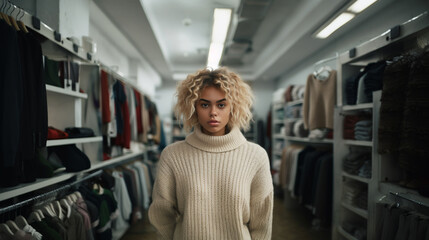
93, 0, 391, 83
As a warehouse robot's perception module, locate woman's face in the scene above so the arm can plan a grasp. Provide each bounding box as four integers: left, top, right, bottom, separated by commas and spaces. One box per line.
196, 86, 231, 136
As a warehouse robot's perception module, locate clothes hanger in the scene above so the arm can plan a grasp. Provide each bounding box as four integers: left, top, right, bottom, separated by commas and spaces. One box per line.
41, 203, 56, 217
0, 0, 11, 25
313, 65, 332, 81
53, 200, 64, 220
60, 198, 71, 219
0, 223, 14, 237
74, 191, 83, 199
7, 6, 20, 31
27, 211, 42, 223
6, 220, 20, 233
35, 209, 45, 219
14, 216, 28, 228
16, 8, 28, 33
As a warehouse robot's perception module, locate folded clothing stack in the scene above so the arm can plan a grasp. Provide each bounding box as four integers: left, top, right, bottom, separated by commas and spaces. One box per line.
47, 126, 95, 139
343, 149, 371, 177
354, 120, 372, 141
49, 144, 91, 172
343, 180, 368, 210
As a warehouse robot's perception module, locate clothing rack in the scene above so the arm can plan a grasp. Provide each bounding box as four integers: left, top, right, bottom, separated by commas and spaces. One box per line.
389, 191, 429, 209
0, 170, 103, 215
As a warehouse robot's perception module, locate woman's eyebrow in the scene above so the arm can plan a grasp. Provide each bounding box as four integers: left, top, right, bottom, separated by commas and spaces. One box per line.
199, 98, 227, 103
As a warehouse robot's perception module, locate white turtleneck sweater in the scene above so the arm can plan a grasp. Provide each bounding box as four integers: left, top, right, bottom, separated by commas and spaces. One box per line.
148, 126, 273, 240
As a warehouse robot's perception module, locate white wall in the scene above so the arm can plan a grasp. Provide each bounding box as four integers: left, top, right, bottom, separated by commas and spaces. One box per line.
277, 0, 429, 88
89, 2, 161, 98
59, 0, 89, 39
249, 80, 276, 122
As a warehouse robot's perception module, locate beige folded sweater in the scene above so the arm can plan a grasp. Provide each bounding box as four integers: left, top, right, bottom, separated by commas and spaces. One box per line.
148, 126, 273, 239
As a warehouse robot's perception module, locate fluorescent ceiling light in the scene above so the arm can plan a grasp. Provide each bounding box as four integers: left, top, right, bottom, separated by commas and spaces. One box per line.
207, 43, 224, 69
207, 8, 232, 69
315, 12, 355, 39
348, 0, 378, 13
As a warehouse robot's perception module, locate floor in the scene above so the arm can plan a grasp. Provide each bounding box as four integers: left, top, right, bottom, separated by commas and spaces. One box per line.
120, 195, 331, 240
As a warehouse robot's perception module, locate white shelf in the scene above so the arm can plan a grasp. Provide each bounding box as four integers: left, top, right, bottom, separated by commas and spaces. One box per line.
20, 9, 94, 63
286, 99, 304, 106
341, 202, 368, 219
273, 119, 284, 124
285, 118, 302, 122
343, 140, 373, 147
85, 151, 145, 172
286, 136, 333, 144
0, 150, 146, 202
0, 172, 76, 201
46, 85, 88, 99
47, 136, 103, 147
273, 134, 286, 139
342, 103, 373, 112
338, 226, 359, 240
342, 172, 370, 184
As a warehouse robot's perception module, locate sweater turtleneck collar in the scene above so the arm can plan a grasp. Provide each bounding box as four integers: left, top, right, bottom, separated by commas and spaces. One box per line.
185, 126, 247, 152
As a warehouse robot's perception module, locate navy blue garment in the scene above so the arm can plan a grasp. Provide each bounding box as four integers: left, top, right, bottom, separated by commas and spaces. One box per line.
113, 81, 126, 135
0, 21, 24, 187
293, 146, 316, 197
363, 61, 386, 102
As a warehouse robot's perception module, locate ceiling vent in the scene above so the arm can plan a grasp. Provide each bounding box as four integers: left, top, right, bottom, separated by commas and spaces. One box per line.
224, 0, 273, 65
239, 0, 273, 19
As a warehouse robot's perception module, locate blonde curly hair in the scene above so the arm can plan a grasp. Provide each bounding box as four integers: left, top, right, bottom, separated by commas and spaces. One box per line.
175, 67, 254, 132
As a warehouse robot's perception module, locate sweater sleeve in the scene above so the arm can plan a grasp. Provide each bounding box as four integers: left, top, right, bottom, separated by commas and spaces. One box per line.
249, 152, 274, 240
148, 152, 178, 239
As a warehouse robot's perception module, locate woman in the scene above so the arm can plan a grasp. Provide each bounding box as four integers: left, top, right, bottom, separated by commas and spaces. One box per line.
148, 67, 273, 239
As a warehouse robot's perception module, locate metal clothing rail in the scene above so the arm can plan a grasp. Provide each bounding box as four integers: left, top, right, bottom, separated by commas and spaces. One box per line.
313, 52, 339, 67
0, 170, 103, 215
390, 191, 429, 209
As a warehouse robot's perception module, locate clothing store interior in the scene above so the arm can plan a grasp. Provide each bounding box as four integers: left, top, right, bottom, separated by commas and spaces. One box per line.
1, 0, 429, 239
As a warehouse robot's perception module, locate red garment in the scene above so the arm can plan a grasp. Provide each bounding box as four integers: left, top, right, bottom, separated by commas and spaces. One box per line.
285, 85, 294, 102
47, 127, 69, 139
100, 70, 111, 123
134, 89, 143, 134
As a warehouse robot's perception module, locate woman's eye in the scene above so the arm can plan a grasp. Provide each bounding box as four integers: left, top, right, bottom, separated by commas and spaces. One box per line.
218, 103, 225, 108
201, 103, 209, 108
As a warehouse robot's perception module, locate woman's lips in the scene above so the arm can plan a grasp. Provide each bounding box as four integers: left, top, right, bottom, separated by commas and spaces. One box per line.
208, 121, 219, 126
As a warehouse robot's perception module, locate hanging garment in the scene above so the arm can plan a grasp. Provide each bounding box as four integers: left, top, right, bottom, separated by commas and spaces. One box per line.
303, 70, 336, 130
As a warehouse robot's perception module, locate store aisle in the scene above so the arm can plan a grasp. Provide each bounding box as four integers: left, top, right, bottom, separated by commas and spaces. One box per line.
120, 195, 331, 240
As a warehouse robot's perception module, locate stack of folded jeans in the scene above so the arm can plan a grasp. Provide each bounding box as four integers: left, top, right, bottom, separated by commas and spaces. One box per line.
354, 120, 372, 141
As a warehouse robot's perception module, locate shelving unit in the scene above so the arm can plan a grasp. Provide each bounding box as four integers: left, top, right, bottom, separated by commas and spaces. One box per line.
338, 227, 358, 240
46, 85, 88, 98
242, 119, 258, 143
171, 119, 187, 143
286, 136, 333, 144
46, 136, 103, 147
271, 101, 286, 169
333, 12, 429, 240
0, 6, 150, 226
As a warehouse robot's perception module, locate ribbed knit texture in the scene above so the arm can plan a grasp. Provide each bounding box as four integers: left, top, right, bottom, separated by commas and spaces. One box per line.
148, 126, 273, 240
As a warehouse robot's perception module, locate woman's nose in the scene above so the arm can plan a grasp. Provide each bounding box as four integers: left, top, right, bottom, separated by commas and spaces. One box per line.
210, 107, 218, 116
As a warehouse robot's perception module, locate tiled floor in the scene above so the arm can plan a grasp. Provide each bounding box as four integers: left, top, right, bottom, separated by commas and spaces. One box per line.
120, 195, 331, 240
